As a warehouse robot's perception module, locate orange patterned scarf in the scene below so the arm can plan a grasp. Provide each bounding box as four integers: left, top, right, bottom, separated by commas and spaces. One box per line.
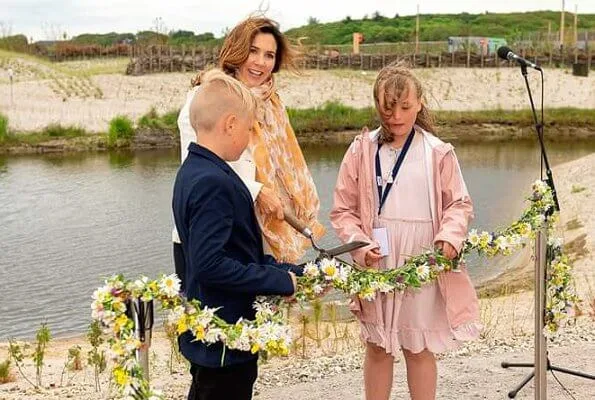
249, 76, 325, 263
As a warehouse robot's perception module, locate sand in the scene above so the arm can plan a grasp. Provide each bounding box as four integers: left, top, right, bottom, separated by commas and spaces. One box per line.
0, 57, 594, 132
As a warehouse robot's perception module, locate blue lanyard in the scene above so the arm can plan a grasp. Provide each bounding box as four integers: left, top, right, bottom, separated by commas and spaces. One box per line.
375, 129, 415, 215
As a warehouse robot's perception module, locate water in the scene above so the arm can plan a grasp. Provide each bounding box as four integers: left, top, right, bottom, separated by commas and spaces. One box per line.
1, 140, 593, 339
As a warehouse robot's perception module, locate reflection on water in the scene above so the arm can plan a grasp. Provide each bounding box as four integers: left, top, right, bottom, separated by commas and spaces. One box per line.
0, 139, 593, 338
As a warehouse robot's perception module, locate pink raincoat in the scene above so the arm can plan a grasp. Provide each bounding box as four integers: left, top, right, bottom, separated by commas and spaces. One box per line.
330, 126, 481, 341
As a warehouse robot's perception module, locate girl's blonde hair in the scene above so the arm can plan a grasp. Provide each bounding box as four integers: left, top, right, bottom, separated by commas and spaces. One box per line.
373, 61, 435, 144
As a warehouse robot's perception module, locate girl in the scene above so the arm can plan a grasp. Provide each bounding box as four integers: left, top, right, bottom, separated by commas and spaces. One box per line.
330, 63, 481, 400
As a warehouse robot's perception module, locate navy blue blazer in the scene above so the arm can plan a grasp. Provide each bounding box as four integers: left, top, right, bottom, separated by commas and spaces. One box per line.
172, 143, 295, 368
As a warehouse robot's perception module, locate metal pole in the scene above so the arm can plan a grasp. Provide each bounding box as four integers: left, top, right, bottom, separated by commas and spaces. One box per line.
534, 227, 547, 399
130, 299, 154, 382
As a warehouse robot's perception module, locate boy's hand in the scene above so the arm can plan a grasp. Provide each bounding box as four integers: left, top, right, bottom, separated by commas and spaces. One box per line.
364, 248, 383, 268
284, 271, 298, 302
257, 187, 284, 220
436, 241, 458, 260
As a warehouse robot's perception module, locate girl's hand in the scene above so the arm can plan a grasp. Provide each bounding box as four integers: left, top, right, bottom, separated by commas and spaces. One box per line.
364, 248, 383, 268
436, 241, 458, 260
256, 187, 284, 220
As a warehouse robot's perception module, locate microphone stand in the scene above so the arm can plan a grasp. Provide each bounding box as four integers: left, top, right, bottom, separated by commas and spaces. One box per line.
500, 64, 595, 398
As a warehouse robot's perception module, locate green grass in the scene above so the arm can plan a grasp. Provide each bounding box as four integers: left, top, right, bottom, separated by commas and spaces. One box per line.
286, 11, 595, 45
0, 113, 8, 143
287, 104, 595, 134
108, 116, 134, 147
436, 108, 595, 127
137, 108, 179, 132
42, 124, 86, 138
288, 102, 378, 133
1, 105, 594, 151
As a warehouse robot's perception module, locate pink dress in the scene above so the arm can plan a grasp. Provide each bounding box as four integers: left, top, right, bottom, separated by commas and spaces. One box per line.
361, 132, 460, 355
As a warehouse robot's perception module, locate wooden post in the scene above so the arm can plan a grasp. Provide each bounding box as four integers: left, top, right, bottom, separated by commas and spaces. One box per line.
192, 47, 196, 71
150, 47, 153, 73
170, 46, 174, 72
438, 53, 441, 68
158, 46, 163, 71
451, 51, 454, 67
548, 21, 553, 67
415, 4, 420, 56
360, 53, 363, 70
574, 5, 578, 64
425, 53, 430, 67
586, 31, 591, 71
560, 0, 566, 51
466, 37, 471, 68
481, 49, 484, 68
353, 32, 362, 54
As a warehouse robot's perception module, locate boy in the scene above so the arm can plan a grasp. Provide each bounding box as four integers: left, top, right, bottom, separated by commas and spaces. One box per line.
172, 69, 298, 400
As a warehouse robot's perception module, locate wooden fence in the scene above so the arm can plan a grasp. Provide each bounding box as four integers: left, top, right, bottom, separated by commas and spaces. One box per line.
125, 46, 593, 75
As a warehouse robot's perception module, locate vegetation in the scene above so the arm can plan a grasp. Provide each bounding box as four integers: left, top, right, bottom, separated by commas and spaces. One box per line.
137, 107, 179, 131
288, 104, 595, 134
3, 11, 594, 57
33, 323, 51, 387
285, 11, 595, 44
108, 115, 135, 146
87, 320, 106, 392
42, 123, 86, 138
1, 105, 593, 152
7, 323, 52, 388
0, 113, 8, 143
0, 359, 14, 384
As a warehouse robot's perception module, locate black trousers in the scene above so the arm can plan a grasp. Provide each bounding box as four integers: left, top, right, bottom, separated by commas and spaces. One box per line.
173, 242, 186, 292
187, 359, 258, 400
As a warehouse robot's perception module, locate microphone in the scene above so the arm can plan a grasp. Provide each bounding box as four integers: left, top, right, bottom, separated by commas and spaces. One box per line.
497, 46, 542, 71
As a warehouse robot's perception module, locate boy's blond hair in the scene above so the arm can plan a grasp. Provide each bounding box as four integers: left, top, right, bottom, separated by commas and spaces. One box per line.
189, 68, 257, 134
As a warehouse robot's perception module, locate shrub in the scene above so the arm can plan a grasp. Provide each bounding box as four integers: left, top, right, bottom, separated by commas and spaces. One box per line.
108, 115, 134, 146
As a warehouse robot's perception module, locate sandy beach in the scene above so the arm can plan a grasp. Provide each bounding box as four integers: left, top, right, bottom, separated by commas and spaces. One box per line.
1, 151, 594, 399
0, 54, 594, 132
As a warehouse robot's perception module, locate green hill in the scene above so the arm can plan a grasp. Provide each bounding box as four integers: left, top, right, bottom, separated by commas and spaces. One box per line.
284, 11, 595, 44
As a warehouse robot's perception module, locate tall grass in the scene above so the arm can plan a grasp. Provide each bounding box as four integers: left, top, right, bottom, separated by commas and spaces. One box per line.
137, 107, 179, 132
0, 113, 8, 142
287, 101, 378, 134
287, 104, 595, 134
108, 115, 134, 147
42, 123, 86, 138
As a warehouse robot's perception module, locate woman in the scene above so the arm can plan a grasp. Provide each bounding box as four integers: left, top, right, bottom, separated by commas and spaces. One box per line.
173, 16, 324, 287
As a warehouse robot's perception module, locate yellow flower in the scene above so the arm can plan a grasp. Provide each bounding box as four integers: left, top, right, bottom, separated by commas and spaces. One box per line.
250, 343, 260, 354
266, 340, 279, 351
278, 342, 289, 356
114, 314, 129, 333
194, 325, 206, 341
176, 316, 188, 334
113, 367, 130, 386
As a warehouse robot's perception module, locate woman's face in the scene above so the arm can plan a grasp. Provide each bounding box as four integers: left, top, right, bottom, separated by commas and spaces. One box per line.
237, 32, 277, 88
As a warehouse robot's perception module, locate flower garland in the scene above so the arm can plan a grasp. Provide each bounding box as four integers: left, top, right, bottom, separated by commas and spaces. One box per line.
91, 180, 577, 399
297, 181, 578, 336
91, 275, 291, 399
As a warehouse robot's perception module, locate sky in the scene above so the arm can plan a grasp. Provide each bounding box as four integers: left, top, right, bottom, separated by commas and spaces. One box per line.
1, 0, 594, 41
